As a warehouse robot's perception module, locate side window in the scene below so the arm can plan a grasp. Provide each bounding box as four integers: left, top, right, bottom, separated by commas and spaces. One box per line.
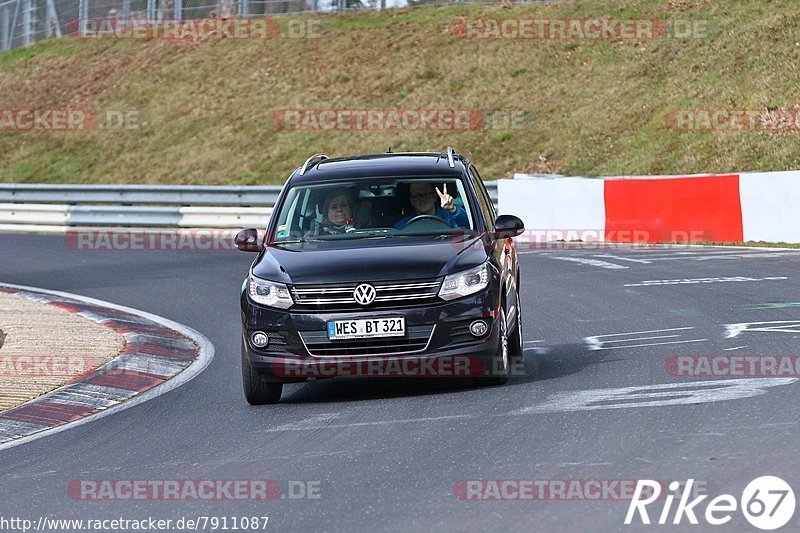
275, 188, 312, 239
469, 167, 495, 231
276, 189, 299, 227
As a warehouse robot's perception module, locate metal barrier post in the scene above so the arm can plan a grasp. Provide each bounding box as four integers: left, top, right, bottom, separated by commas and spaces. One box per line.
45, 0, 62, 38
21, 0, 30, 45
1, 5, 10, 50
78, 0, 87, 36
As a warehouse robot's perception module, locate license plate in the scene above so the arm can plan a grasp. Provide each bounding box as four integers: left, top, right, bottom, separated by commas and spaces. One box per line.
327, 318, 405, 340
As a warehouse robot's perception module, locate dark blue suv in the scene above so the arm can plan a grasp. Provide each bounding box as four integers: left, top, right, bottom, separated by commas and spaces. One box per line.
236, 148, 525, 404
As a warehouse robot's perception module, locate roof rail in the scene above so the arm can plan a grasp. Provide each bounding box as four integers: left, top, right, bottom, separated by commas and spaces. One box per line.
446, 147, 456, 168
299, 154, 329, 176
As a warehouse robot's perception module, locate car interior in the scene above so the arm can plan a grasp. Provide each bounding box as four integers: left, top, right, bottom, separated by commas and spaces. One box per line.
275, 180, 469, 240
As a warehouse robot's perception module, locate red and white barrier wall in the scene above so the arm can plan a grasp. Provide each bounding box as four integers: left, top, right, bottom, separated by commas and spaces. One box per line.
498, 171, 800, 243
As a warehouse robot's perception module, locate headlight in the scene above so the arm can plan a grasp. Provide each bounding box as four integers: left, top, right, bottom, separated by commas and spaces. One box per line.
438, 262, 490, 301
248, 275, 294, 309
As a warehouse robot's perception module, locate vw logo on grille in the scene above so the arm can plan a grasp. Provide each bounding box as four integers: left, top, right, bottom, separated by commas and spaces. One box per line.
353, 283, 377, 306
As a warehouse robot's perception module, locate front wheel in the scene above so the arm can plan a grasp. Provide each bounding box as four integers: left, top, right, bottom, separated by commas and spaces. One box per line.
508, 290, 524, 365
477, 309, 509, 386
241, 341, 283, 405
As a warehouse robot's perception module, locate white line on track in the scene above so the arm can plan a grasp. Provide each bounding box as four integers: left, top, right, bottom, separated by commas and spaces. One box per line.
270, 413, 342, 432
264, 377, 800, 431
548, 256, 628, 270
0, 283, 214, 453
264, 414, 474, 433
592, 254, 652, 264
587, 339, 709, 350
591, 327, 695, 336
625, 276, 787, 287
638, 253, 800, 261
585, 327, 707, 351
599, 334, 682, 344
725, 320, 800, 338
513, 378, 798, 414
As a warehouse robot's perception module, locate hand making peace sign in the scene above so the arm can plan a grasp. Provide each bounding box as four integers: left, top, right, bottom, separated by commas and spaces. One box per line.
435, 184, 456, 213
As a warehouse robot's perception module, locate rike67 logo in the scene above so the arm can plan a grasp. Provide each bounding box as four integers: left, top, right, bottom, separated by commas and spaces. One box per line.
625, 477, 795, 530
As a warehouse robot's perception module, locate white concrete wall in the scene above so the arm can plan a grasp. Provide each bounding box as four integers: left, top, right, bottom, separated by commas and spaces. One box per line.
498, 176, 605, 240
740, 171, 800, 243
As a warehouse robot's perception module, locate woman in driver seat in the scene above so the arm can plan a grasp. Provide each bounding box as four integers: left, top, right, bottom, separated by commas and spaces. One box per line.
394, 182, 469, 230
305, 189, 358, 237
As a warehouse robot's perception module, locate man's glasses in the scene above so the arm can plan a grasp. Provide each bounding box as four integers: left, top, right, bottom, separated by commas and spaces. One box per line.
410, 192, 436, 201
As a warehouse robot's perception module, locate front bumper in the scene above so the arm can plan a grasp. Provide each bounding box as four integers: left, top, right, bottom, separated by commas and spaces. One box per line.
241, 289, 502, 382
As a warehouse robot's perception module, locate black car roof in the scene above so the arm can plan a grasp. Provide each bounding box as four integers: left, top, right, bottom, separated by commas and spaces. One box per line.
287, 152, 469, 184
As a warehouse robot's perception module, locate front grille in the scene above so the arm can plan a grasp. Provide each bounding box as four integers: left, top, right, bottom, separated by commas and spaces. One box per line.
300, 325, 435, 357
290, 279, 442, 311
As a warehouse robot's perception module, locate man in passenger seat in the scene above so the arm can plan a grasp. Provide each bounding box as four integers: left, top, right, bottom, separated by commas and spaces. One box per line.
394, 182, 469, 230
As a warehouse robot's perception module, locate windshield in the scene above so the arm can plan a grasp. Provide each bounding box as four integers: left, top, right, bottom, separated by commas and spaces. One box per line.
271, 177, 477, 243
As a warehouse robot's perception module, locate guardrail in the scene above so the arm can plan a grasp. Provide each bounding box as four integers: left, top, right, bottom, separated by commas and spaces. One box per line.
0, 182, 497, 230
0, 184, 282, 206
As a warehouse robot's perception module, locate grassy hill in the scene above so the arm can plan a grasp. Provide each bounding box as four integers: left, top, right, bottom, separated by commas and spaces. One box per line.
1, 0, 799, 184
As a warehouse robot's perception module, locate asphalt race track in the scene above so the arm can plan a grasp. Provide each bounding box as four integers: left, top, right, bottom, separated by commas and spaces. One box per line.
2, 234, 800, 532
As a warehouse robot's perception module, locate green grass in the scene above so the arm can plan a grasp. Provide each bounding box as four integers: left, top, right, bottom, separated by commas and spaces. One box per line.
1, 0, 799, 184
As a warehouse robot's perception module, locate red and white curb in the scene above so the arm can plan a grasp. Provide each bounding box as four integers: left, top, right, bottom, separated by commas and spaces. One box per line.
0, 283, 213, 452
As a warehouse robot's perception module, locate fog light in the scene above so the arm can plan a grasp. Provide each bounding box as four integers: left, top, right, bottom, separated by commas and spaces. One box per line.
469, 320, 488, 337
251, 331, 269, 348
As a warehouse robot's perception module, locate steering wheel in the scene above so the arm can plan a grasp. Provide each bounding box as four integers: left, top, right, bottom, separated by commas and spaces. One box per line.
404, 214, 451, 228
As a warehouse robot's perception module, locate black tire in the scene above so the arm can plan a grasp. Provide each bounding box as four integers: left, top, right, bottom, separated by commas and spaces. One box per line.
508, 289, 524, 365
241, 341, 283, 405
477, 308, 509, 386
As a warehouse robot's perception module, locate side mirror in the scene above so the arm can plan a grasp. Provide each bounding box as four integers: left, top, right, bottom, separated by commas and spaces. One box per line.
494, 215, 524, 240
235, 228, 264, 252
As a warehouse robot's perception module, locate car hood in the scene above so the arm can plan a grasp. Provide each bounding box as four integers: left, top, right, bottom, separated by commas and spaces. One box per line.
251, 234, 489, 285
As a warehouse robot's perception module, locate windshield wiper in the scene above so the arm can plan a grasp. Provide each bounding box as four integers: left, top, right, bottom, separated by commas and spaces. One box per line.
396, 230, 476, 237
273, 238, 324, 244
